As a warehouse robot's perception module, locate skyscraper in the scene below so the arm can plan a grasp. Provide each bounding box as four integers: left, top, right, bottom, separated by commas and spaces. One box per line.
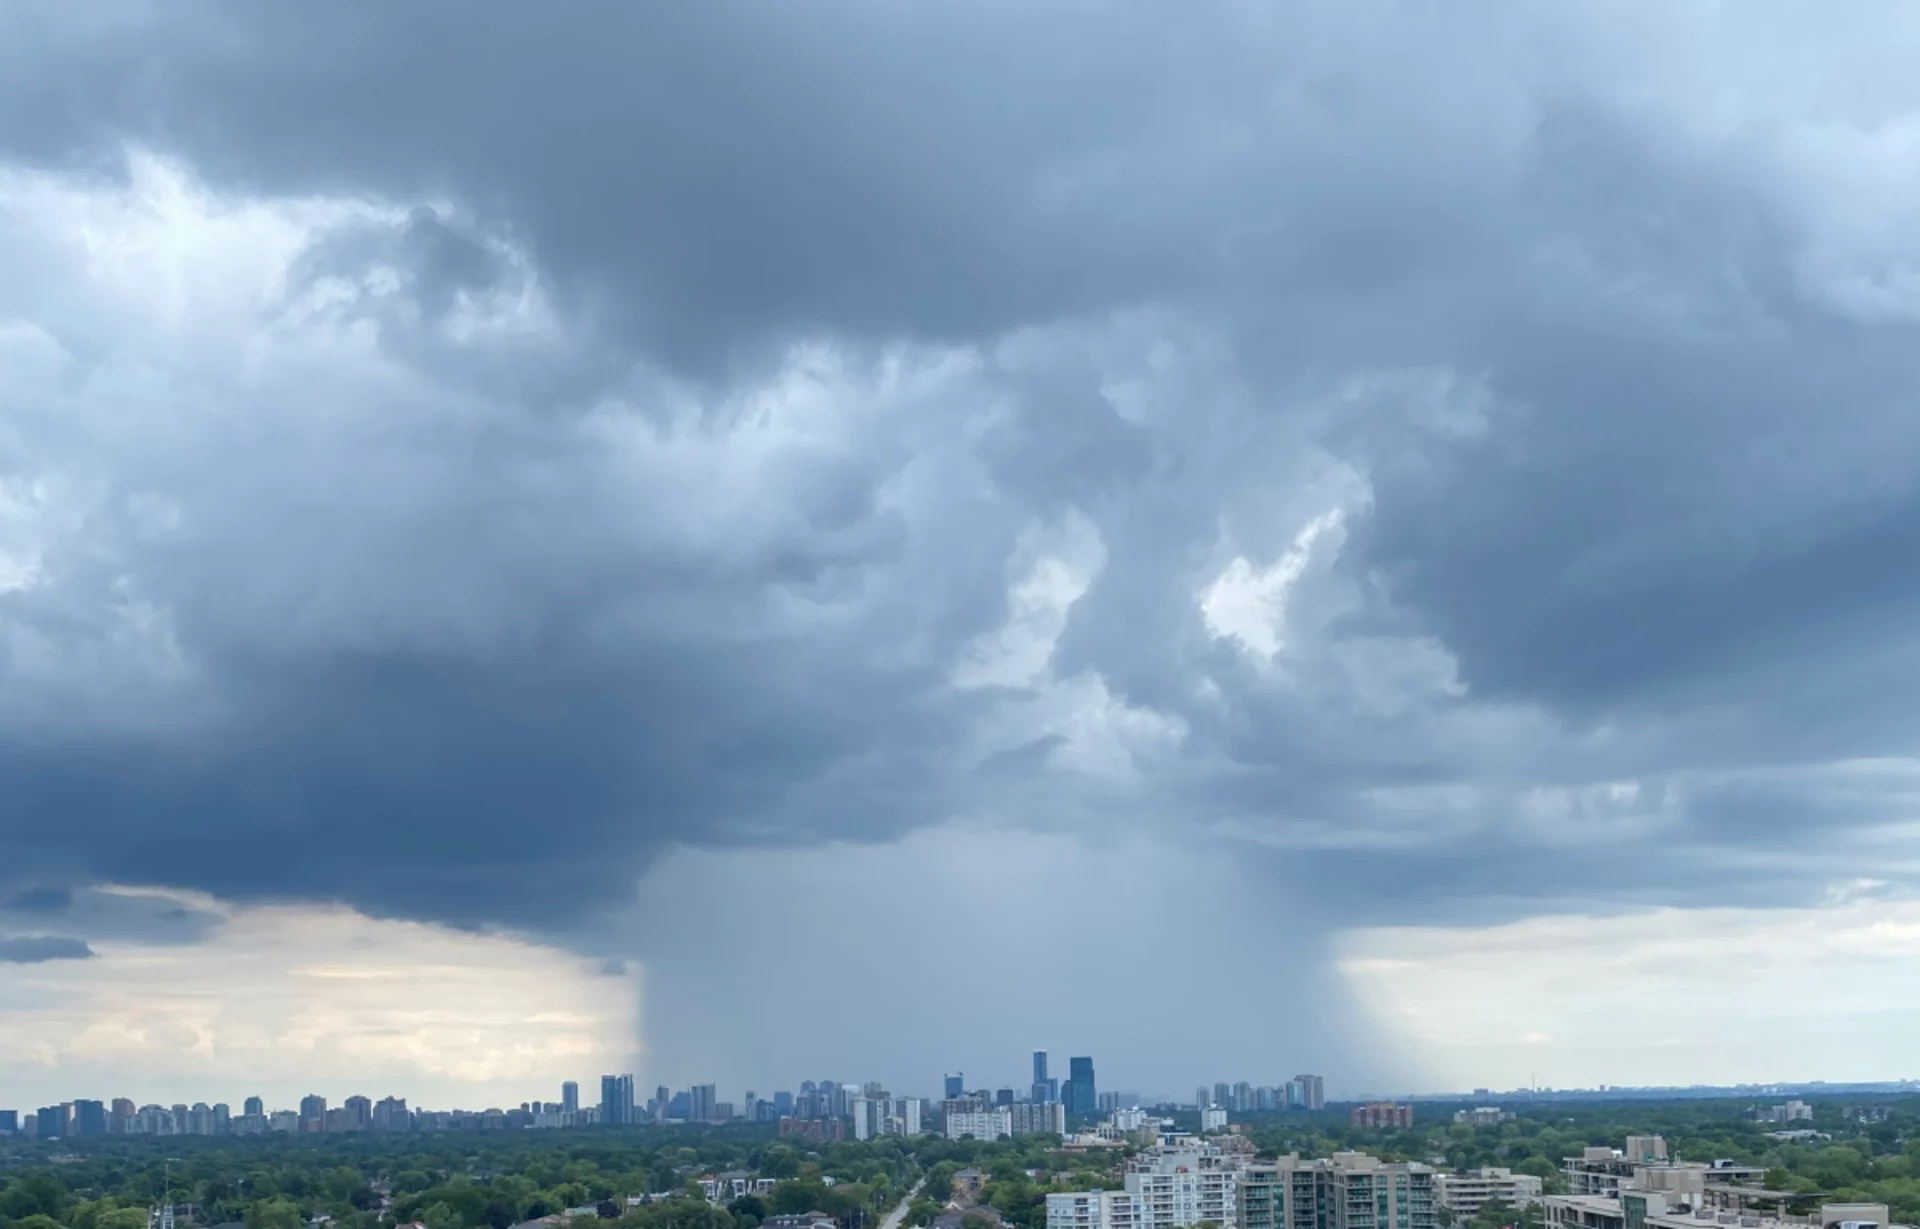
945, 1073, 965, 1100
1066, 1057, 1096, 1118
1032, 1050, 1057, 1104
689, 1084, 717, 1122
243, 1096, 264, 1118
562, 1082, 579, 1114
1293, 1074, 1325, 1111
299, 1095, 327, 1130
600, 1074, 634, 1125
72, 1100, 107, 1136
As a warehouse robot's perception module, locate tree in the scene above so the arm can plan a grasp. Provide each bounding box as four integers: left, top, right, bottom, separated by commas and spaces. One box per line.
246, 1201, 305, 1229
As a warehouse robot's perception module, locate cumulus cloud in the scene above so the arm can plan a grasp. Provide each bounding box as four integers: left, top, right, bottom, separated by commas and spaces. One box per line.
1339, 893, 1920, 1091
0, 889, 634, 1108
3, 0, 1920, 1088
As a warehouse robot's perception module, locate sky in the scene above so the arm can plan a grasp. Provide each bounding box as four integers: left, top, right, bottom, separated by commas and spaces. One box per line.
4, 0, 1920, 1112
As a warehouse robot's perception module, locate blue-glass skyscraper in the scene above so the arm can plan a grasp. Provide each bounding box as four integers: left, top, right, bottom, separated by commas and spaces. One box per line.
1031, 1050, 1057, 1103
1065, 1056, 1096, 1118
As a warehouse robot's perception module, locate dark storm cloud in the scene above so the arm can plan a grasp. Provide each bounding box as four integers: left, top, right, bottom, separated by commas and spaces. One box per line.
0, 937, 95, 965
1, 0, 1919, 968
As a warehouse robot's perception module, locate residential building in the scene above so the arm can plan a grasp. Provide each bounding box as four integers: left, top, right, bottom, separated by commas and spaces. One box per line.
885, 1097, 923, 1137
946, 1074, 966, 1100
601, 1075, 635, 1126
1048, 1139, 1252, 1229
1560, 1140, 1762, 1201
1202, 1107, 1229, 1132
111, 1099, 136, 1133
1435, 1170, 1543, 1219
1750, 1102, 1814, 1124
1453, 1108, 1514, 1127
850, 1094, 872, 1140
243, 1097, 264, 1118
779, 1116, 845, 1143
562, 1083, 579, 1114
299, 1094, 327, 1131
689, 1084, 718, 1123
1549, 1159, 1873, 1229
35, 1105, 68, 1138
1294, 1076, 1325, 1111
1350, 1103, 1413, 1129
1314, 1153, 1435, 1229
1011, 1101, 1067, 1136
947, 1108, 1014, 1141
1624, 1138, 1668, 1164
72, 1100, 107, 1136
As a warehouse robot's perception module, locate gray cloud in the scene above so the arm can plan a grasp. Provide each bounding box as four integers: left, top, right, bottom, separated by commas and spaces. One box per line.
0, 936, 96, 964
2, 0, 1920, 1087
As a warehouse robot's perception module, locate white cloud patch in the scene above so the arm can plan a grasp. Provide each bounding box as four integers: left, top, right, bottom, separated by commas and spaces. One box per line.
1201, 508, 1346, 660
953, 510, 1106, 690
1338, 897, 1920, 1092
0, 888, 635, 1109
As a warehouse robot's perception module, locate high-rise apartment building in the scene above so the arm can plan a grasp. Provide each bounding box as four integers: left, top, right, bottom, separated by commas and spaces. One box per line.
1251, 1153, 1434, 1229
71, 1100, 107, 1136
1433, 1169, 1543, 1219
1349, 1103, 1413, 1129
600, 1074, 634, 1126
689, 1083, 718, 1123
1011, 1101, 1067, 1136
562, 1082, 579, 1114
1066, 1057, 1097, 1118
1048, 1141, 1247, 1229
1051, 1144, 1431, 1229
1293, 1075, 1325, 1111
945, 1074, 965, 1100
244, 1096, 265, 1118
946, 1108, 1014, 1141
299, 1095, 327, 1131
